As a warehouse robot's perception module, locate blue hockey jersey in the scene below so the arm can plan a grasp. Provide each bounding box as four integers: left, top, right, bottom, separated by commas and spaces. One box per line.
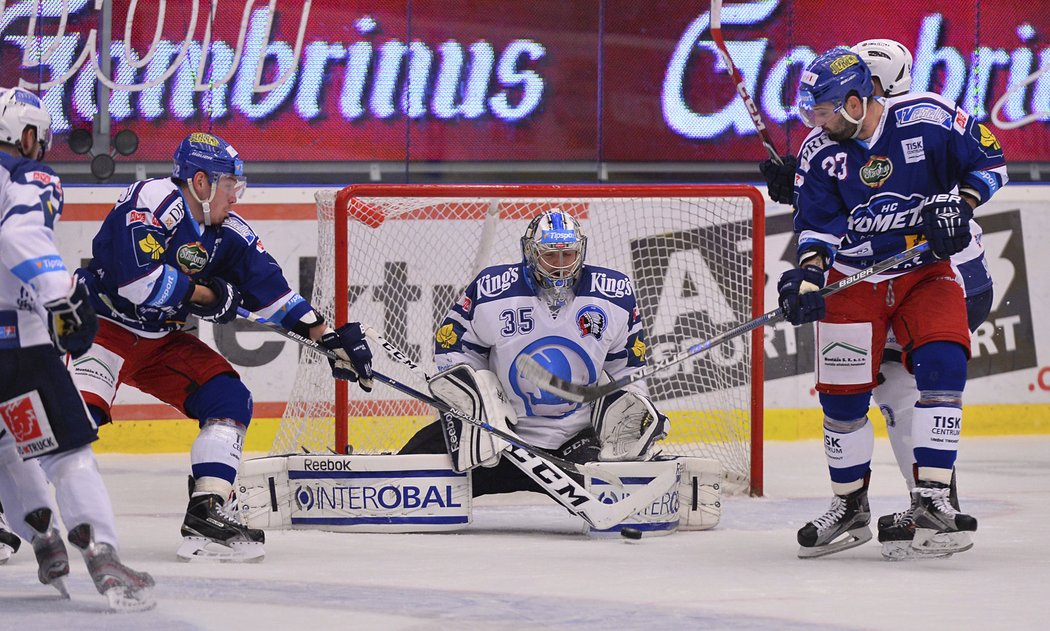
77, 178, 313, 335
793, 92, 1008, 279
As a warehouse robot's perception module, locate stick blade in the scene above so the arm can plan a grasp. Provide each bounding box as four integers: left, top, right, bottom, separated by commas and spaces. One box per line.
514, 355, 600, 403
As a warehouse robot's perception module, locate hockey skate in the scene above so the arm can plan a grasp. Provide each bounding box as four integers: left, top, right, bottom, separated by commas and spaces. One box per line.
880, 481, 976, 558
0, 509, 20, 564
178, 493, 265, 563
68, 524, 155, 612
878, 473, 962, 561
24, 508, 70, 598
797, 487, 872, 559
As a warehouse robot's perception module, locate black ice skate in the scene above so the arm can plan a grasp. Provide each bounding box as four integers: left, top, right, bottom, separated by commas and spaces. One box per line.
878, 472, 962, 561
881, 481, 977, 557
0, 508, 20, 563
24, 508, 70, 598
68, 524, 155, 612
178, 493, 265, 563
797, 486, 872, 558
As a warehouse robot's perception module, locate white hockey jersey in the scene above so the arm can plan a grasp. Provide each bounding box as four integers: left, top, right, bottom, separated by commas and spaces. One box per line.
0, 153, 71, 350
434, 262, 648, 449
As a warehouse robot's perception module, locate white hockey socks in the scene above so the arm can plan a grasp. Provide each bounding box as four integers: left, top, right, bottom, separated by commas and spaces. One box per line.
38, 445, 119, 549
912, 399, 961, 485
0, 431, 54, 542
823, 416, 874, 496
190, 418, 247, 498
872, 359, 918, 489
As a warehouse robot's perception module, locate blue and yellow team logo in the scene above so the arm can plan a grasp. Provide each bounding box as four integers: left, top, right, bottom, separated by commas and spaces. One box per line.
435, 320, 464, 352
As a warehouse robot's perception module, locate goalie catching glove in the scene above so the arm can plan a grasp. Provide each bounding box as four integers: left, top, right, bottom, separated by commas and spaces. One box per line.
591, 389, 669, 461
428, 364, 518, 472
44, 278, 99, 358
319, 323, 374, 391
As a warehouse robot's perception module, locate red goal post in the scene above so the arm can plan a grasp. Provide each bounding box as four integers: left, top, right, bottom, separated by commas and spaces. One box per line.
274, 184, 766, 495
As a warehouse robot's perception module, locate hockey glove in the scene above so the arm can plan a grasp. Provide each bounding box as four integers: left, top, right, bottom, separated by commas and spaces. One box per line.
591, 390, 669, 461
921, 193, 973, 259
189, 277, 241, 324
319, 323, 374, 392
777, 267, 826, 326
44, 279, 99, 359
758, 154, 798, 205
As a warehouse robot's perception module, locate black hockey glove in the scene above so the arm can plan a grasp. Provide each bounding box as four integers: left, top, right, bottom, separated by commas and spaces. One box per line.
921, 193, 973, 259
758, 154, 798, 205
319, 323, 374, 392
189, 277, 241, 324
777, 267, 826, 326
44, 279, 99, 358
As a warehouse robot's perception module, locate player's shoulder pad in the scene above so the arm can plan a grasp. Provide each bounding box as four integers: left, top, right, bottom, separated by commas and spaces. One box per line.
221, 210, 259, 245
797, 126, 837, 173
134, 178, 184, 231
576, 265, 636, 311
0, 153, 60, 187
469, 262, 532, 305
886, 92, 956, 131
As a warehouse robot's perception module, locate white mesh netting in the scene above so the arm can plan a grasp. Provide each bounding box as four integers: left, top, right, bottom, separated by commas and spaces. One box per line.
273, 186, 762, 489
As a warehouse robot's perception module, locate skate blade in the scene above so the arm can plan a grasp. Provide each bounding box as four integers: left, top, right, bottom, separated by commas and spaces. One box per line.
48, 576, 71, 599
911, 528, 973, 555
177, 536, 265, 563
103, 585, 156, 613
0, 545, 11, 564
798, 526, 873, 559
880, 540, 954, 561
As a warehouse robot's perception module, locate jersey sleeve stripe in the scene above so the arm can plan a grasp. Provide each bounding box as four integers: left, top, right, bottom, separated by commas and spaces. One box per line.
10, 254, 66, 282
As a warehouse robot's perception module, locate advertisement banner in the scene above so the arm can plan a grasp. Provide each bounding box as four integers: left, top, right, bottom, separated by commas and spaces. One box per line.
2, 1, 1048, 164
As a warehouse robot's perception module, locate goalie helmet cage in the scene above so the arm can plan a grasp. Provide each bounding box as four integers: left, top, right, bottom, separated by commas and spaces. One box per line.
274, 184, 766, 496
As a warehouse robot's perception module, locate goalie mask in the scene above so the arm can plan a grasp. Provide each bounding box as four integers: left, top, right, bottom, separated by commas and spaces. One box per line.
0, 87, 52, 160
172, 132, 247, 226
797, 48, 874, 136
521, 209, 587, 313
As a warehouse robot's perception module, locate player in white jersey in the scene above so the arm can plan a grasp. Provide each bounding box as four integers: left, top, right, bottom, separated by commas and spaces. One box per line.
759, 39, 993, 557
401, 209, 669, 497
0, 86, 154, 611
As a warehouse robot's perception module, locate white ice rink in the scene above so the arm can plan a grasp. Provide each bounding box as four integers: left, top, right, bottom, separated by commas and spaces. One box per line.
1, 436, 1046, 630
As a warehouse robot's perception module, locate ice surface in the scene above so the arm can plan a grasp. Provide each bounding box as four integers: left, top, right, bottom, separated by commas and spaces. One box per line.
1, 437, 1045, 630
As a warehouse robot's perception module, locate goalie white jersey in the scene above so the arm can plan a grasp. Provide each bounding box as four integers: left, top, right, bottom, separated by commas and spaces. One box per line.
434, 262, 648, 450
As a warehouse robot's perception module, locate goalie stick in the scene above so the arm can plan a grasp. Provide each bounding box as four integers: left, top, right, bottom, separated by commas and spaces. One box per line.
709, 0, 782, 163
517, 242, 933, 403
236, 309, 679, 530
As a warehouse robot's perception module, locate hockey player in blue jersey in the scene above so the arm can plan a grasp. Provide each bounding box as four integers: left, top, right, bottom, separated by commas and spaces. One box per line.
401, 209, 669, 497
70, 132, 375, 562
761, 39, 996, 559
0, 86, 154, 610
778, 48, 1007, 559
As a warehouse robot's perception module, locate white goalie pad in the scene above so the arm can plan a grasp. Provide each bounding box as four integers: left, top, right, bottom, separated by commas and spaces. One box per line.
674, 457, 723, 531
583, 459, 681, 538
591, 390, 669, 461
428, 364, 518, 472
234, 454, 471, 533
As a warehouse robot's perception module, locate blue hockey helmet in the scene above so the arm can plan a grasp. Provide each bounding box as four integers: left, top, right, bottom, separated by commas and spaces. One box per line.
0, 87, 52, 160
521, 209, 587, 313
797, 47, 874, 128
172, 132, 245, 192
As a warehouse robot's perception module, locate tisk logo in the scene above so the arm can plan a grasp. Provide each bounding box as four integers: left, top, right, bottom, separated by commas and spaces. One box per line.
860, 156, 893, 187
138, 233, 165, 260
294, 485, 315, 510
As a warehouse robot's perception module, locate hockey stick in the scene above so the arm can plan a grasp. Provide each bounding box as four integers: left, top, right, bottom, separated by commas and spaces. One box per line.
709, 0, 782, 163
235, 309, 678, 529
517, 242, 933, 403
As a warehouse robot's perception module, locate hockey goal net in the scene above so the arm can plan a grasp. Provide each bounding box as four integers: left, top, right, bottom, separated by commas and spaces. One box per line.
273, 184, 765, 494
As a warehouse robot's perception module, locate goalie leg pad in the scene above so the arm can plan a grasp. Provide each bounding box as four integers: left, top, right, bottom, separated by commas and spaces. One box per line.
591, 390, 669, 461
673, 457, 723, 531
583, 460, 681, 537
235, 454, 471, 533
428, 364, 517, 472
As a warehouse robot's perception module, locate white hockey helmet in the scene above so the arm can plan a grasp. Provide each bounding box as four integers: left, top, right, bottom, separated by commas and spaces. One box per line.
0, 87, 52, 159
850, 39, 913, 97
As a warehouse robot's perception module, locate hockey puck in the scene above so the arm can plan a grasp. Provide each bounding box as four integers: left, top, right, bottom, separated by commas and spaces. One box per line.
620, 527, 643, 540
